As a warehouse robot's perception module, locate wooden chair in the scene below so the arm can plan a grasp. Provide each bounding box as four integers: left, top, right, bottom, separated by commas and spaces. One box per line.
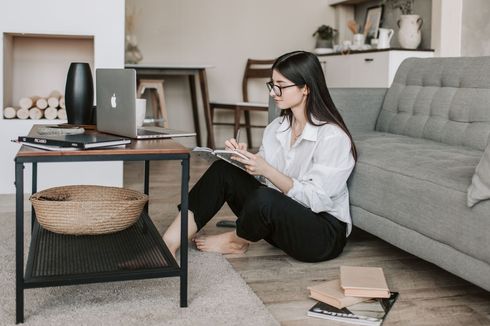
210, 59, 274, 148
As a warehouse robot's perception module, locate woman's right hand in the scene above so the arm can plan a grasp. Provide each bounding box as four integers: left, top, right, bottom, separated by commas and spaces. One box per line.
225, 138, 247, 151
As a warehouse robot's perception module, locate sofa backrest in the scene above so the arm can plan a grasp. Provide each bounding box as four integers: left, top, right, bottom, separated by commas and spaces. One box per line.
376, 56, 490, 151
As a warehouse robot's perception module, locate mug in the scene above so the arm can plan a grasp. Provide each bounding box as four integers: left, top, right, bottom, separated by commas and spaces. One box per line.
353, 33, 365, 47
135, 98, 146, 127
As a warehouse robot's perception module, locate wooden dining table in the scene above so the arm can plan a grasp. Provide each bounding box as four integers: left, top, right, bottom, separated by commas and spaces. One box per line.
126, 64, 215, 148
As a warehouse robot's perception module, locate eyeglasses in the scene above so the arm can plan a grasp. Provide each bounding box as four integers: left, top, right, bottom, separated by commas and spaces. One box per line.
266, 81, 297, 96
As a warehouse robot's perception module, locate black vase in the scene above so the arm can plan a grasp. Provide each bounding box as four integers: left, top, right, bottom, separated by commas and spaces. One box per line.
64, 62, 94, 125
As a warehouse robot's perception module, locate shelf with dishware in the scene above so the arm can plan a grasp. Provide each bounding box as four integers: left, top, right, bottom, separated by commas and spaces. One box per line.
328, 0, 370, 5
317, 48, 434, 88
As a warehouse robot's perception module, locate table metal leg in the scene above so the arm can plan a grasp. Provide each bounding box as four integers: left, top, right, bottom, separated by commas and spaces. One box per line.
142, 160, 150, 233
15, 162, 24, 324
144, 161, 150, 213
31, 163, 37, 231
188, 75, 201, 147
180, 157, 189, 307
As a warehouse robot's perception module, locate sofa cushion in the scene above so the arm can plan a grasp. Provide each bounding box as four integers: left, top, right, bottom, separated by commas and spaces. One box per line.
467, 143, 490, 207
376, 57, 490, 151
350, 131, 490, 264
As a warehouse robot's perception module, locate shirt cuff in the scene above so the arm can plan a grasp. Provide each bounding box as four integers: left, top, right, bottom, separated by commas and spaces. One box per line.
286, 178, 303, 200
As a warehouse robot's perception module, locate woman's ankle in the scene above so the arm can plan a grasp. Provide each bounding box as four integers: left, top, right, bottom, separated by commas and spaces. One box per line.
162, 233, 178, 255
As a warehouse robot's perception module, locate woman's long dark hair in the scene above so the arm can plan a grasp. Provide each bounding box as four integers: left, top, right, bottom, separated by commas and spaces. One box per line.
272, 51, 357, 160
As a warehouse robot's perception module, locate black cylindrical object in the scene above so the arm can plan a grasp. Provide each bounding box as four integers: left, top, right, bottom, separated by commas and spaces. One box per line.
64, 62, 94, 125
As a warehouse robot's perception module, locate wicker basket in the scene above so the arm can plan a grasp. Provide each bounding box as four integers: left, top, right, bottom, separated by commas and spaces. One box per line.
30, 185, 149, 235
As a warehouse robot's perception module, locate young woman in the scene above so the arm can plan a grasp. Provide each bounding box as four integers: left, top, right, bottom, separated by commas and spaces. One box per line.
163, 50, 356, 262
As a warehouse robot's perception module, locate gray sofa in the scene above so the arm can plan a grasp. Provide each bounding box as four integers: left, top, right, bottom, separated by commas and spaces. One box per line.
329, 56, 490, 291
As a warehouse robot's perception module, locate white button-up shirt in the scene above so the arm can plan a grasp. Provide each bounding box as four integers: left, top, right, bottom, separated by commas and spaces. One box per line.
258, 116, 356, 236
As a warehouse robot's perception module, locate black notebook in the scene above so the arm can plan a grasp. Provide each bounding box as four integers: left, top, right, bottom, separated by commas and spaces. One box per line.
307, 292, 399, 326
18, 133, 131, 149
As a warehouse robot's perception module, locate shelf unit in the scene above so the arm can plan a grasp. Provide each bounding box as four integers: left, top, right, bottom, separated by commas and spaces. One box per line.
318, 48, 434, 88
329, 0, 370, 5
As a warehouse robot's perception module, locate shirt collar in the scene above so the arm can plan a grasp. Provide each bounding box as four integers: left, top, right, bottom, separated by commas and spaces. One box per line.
275, 116, 320, 145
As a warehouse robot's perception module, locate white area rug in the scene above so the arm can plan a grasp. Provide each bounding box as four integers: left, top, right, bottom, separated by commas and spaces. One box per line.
0, 214, 278, 325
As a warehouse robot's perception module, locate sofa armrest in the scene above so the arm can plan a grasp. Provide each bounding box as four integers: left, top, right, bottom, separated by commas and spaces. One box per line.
329, 88, 387, 133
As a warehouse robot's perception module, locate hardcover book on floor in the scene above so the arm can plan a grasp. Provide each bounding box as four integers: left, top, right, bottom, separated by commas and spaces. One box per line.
307, 292, 399, 326
340, 266, 391, 298
308, 279, 370, 309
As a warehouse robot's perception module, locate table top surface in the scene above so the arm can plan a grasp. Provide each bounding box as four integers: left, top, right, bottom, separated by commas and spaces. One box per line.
15, 125, 190, 158
125, 63, 213, 70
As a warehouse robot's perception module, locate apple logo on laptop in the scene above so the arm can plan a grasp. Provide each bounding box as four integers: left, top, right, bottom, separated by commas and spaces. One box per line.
111, 93, 117, 108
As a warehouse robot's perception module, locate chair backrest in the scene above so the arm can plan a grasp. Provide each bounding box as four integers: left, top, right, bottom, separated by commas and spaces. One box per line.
242, 59, 275, 102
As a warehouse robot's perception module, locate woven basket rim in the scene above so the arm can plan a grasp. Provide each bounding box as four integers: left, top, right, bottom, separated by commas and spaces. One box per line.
30, 185, 148, 235
31, 185, 148, 202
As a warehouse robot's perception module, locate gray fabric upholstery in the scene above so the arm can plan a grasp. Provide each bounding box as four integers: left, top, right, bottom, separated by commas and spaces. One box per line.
330, 88, 387, 133
350, 131, 490, 266
351, 206, 490, 292
376, 57, 490, 151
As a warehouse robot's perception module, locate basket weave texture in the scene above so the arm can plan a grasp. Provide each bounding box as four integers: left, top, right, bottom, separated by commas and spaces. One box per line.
30, 185, 149, 235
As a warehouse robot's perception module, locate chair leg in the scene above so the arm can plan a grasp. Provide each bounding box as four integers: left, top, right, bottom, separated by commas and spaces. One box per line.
150, 91, 160, 126
210, 105, 215, 124
243, 110, 253, 149
137, 83, 145, 98
154, 82, 168, 128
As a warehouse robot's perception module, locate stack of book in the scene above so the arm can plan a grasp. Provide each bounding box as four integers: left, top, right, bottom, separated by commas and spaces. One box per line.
15, 133, 131, 151
307, 266, 399, 326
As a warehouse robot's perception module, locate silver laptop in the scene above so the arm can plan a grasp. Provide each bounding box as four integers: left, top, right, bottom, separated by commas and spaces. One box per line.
96, 68, 196, 139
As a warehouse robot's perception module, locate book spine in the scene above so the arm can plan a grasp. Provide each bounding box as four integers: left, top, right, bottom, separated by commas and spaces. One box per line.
18, 136, 82, 148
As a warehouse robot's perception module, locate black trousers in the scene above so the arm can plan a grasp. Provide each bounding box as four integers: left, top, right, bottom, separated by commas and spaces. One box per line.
185, 160, 347, 262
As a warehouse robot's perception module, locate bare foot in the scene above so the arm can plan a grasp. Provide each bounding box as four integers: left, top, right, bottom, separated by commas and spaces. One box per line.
194, 231, 249, 254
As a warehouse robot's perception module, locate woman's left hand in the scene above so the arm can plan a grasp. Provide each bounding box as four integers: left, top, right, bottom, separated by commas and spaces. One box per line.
232, 150, 270, 176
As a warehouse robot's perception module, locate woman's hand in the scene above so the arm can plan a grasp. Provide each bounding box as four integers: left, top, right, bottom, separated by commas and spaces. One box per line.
232, 149, 294, 193
232, 150, 270, 177
225, 138, 247, 151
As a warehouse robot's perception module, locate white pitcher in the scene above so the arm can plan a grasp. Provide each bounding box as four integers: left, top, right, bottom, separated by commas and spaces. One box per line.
397, 14, 423, 49
377, 28, 394, 49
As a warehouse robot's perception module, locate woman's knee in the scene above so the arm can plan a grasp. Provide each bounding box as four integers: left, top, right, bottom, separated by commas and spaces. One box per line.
209, 159, 229, 172
208, 159, 247, 176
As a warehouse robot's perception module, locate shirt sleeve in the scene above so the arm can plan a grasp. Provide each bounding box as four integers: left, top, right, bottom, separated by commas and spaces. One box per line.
286, 131, 355, 213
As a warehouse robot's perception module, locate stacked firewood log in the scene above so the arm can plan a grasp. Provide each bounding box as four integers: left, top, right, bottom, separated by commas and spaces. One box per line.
3, 90, 67, 120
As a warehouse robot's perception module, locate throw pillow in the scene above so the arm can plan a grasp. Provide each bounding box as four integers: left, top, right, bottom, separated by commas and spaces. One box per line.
467, 143, 490, 207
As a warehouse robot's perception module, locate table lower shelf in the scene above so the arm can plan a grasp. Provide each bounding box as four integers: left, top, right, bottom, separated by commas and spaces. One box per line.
25, 213, 180, 287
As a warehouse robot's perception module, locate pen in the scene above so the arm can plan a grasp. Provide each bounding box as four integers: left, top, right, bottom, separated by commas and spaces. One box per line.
235, 128, 241, 148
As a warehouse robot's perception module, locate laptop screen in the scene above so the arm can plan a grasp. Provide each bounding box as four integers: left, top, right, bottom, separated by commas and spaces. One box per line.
96, 68, 138, 138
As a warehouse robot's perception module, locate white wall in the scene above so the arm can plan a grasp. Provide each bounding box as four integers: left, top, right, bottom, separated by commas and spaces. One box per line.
431, 0, 462, 57
126, 0, 335, 147
461, 0, 490, 56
